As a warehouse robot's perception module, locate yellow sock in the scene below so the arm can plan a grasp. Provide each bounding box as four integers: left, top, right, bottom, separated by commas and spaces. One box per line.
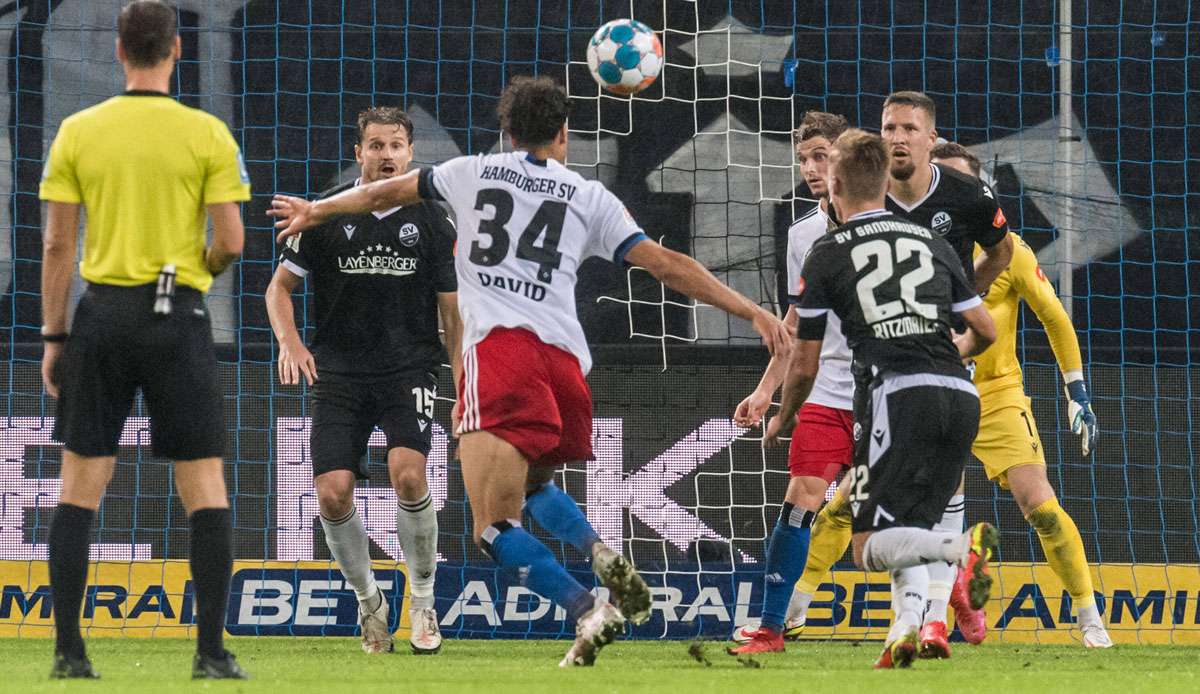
795, 493, 854, 594
1026, 498, 1096, 609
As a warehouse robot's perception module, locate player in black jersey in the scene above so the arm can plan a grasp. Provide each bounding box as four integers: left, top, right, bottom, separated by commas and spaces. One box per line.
265, 107, 458, 655
881, 91, 1013, 293
763, 130, 1000, 669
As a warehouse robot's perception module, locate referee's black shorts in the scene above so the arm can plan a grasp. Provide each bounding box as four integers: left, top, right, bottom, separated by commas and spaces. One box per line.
53, 283, 224, 460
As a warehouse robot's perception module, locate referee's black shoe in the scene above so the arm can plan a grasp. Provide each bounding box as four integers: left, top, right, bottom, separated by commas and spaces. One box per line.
192, 650, 250, 680
50, 653, 99, 679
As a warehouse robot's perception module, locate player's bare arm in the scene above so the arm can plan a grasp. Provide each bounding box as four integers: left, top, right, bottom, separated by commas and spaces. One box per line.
438, 291, 464, 432
973, 232, 1012, 294
953, 302, 997, 358
39, 200, 81, 398
270, 167, 423, 241
205, 201, 246, 276
734, 305, 798, 427
264, 265, 317, 386
762, 338, 821, 447
624, 240, 790, 358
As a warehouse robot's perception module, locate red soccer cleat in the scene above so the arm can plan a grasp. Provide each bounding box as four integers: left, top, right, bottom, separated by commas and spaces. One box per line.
873, 629, 918, 669
962, 522, 999, 610
950, 566, 988, 644
918, 621, 951, 659
726, 627, 784, 656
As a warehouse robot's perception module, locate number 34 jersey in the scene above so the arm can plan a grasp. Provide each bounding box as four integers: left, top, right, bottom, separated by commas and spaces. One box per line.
796, 210, 981, 378
422, 152, 647, 375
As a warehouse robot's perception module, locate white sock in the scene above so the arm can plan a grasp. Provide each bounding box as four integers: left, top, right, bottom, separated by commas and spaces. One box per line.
396, 492, 438, 611
924, 496, 964, 625
1078, 603, 1104, 628
862, 527, 967, 572
786, 590, 814, 623
887, 566, 928, 642
320, 507, 378, 604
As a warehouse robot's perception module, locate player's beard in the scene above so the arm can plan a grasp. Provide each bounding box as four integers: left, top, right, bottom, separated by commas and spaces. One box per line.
890, 158, 916, 181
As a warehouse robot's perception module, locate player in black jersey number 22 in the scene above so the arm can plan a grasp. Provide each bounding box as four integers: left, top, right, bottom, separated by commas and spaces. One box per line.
764, 130, 1000, 670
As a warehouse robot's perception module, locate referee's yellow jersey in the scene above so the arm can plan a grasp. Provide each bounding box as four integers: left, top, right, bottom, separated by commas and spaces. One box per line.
38, 92, 251, 293
972, 232, 1083, 399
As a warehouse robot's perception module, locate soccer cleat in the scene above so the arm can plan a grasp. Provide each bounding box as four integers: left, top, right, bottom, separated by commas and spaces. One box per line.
960, 522, 999, 610
50, 653, 99, 679
358, 588, 395, 654
726, 627, 784, 655
731, 616, 806, 644
873, 628, 919, 669
918, 621, 951, 659
1081, 622, 1114, 649
592, 546, 651, 625
409, 606, 443, 655
192, 650, 250, 680
558, 601, 626, 667
950, 567, 988, 644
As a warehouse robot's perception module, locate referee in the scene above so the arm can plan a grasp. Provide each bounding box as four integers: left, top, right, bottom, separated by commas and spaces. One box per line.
39, 1, 249, 680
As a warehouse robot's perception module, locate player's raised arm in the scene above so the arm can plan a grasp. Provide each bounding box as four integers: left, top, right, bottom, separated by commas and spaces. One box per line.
623, 240, 790, 358
971, 183, 1013, 292
270, 167, 423, 241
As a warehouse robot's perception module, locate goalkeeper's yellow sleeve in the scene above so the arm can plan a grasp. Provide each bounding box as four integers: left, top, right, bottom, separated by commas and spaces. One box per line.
1010, 236, 1083, 378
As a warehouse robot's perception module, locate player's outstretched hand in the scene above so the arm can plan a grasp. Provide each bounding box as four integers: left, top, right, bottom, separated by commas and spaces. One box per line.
734, 390, 771, 428
269, 195, 317, 242
762, 413, 795, 448
751, 309, 791, 359
278, 337, 317, 386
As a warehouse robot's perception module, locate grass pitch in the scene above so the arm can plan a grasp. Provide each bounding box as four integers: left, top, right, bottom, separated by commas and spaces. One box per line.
3, 638, 1196, 693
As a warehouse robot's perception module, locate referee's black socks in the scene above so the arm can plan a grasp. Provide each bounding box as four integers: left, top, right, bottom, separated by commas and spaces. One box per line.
48, 503, 95, 659
189, 508, 233, 659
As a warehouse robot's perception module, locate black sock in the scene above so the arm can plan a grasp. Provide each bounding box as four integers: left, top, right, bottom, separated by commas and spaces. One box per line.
189, 508, 233, 659
48, 503, 94, 659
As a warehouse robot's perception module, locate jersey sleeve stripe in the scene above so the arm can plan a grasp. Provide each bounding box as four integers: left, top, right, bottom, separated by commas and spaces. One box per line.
797, 307, 828, 317
786, 293, 801, 305
951, 295, 983, 312
280, 258, 309, 278
613, 231, 649, 265
418, 167, 444, 201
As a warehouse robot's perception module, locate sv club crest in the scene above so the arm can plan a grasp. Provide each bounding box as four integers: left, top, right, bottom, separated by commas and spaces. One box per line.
931, 211, 952, 236
398, 223, 420, 247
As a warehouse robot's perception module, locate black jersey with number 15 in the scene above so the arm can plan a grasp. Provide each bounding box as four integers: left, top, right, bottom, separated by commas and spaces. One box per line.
795, 210, 982, 378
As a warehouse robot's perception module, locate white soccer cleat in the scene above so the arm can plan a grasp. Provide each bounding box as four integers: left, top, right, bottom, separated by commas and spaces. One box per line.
558, 601, 626, 667
1081, 622, 1114, 649
358, 589, 395, 654
409, 606, 442, 655
730, 616, 806, 644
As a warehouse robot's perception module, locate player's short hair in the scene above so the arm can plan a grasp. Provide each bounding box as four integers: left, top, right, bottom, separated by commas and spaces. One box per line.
118, 1, 177, 69
931, 141, 981, 177
884, 90, 937, 128
793, 111, 849, 147
497, 75, 571, 148
831, 129, 890, 202
357, 106, 415, 145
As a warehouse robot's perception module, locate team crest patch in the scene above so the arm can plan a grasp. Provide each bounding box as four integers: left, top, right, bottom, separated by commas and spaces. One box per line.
398, 223, 420, 247
853, 422, 862, 442
931, 211, 952, 236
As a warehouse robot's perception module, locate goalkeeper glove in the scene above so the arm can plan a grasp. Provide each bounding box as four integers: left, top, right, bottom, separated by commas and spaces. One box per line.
1064, 378, 1098, 456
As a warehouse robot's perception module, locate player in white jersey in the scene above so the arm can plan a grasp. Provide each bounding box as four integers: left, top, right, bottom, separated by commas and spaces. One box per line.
728, 112, 853, 655
270, 76, 791, 667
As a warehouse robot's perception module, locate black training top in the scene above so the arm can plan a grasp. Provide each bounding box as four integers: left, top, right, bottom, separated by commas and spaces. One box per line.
279, 180, 457, 377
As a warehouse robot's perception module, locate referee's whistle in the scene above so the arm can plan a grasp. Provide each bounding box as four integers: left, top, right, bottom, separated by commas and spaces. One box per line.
154, 263, 176, 317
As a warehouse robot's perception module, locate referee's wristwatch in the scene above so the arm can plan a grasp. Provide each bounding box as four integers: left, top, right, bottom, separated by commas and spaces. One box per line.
40, 327, 69, 343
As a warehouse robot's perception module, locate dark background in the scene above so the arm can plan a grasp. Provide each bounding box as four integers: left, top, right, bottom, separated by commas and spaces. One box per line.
1, 2, 1197, 567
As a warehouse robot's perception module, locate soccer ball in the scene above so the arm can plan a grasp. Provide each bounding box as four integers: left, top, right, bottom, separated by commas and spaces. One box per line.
586, 19, 663, 95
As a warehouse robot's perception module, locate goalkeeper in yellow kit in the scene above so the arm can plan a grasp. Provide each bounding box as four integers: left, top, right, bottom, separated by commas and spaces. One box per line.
778, 143, 1113, 650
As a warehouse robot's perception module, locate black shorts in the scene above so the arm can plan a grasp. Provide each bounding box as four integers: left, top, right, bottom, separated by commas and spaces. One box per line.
310, 369, 437, 479
848, 372, 979, 533
53, 283, 224, 460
